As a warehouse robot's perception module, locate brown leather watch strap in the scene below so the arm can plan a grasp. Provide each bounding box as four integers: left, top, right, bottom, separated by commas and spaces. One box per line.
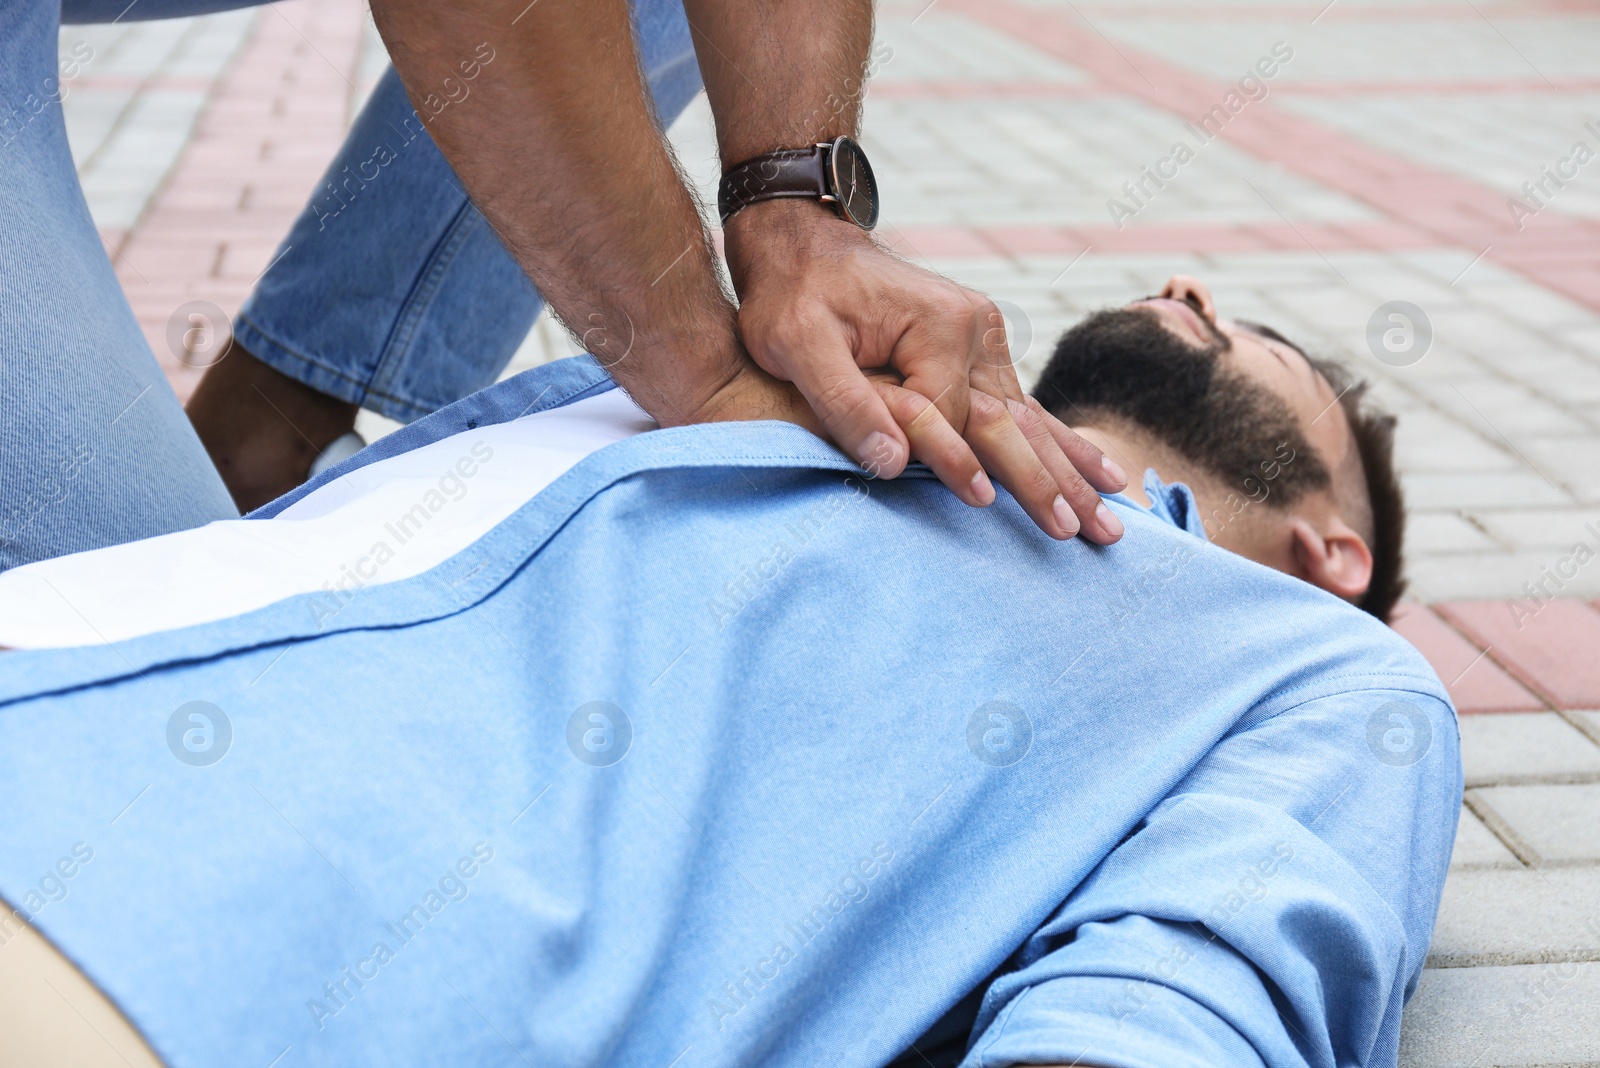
717, 144, 830, 225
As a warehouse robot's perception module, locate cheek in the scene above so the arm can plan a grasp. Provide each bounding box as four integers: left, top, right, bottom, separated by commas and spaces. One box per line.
1217, 338, 1274, 390
1291, 383, 1334, 433
1296, 372, 1350, 454
1306, 414, 1353, 477
1223, 336, 1315, 420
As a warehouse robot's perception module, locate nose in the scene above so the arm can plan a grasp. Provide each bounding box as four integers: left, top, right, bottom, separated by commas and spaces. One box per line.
1161, 276, 1217, 324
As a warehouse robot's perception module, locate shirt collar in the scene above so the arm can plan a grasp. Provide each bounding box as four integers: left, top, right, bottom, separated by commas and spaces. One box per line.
1107, 469, 1210, 542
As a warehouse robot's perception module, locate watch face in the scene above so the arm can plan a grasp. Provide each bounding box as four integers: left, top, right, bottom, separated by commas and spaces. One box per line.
828, 136, 880, 230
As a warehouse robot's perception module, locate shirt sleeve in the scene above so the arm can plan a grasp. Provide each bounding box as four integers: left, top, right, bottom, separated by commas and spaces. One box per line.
962, 684, 1462, 1068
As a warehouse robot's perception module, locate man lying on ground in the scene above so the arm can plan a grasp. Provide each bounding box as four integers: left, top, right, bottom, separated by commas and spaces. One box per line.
0, 278, 1457, 1068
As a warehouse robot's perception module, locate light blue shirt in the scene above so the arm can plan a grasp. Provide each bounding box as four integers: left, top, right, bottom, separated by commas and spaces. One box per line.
0, 357, 1461, 1068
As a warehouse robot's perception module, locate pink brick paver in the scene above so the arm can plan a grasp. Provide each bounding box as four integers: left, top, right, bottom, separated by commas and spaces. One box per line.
112, 0, 367, 403
1389, 603, 1546, 714
1436, 599, 1600, 710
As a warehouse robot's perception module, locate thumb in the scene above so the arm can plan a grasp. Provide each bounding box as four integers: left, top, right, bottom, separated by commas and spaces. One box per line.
758, 317, 910, 478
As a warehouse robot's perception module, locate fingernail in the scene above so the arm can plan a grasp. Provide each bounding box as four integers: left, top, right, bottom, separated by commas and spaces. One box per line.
970, 469, 995, 506
1096, 501, 1124, 538
1053, 495, 1079, 538
857, 431, 903, 478
1102, 454, 1128, 487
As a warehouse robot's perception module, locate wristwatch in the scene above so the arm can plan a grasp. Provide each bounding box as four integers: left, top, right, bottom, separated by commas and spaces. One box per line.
717, 135, 880, 231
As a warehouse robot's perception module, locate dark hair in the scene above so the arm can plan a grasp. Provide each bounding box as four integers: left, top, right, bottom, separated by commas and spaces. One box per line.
1303, 356, 1408, 621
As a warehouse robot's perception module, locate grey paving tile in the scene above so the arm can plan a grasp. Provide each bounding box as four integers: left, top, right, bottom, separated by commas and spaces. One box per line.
1403, 473, 1572, 511
1460, 713, 1600, 787
1428, 868, 1600, 966
92, 23, 190, 78
1497, 284, 1600, 332
1421, 377, 1597, 439
1436, 307, 1562, 359
1406, 550, 1600, 603
1558, 325, 1600, 354
59, 90, 132, 165
1452, 806, 1522, 869
879, 13, 1091, 85
1121, 18, 1600, 86
1518, 438, 1600, 499
1408, 512, 1504, 555
1518, 361, 1600, 408
1400, 963, 1600, 1068
1471, 508, 1600, 552
1477, 784, 1600, 865
1393, 413, 1520, 476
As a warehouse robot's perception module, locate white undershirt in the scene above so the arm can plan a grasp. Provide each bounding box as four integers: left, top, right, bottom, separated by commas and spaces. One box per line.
0, 390, 654, 650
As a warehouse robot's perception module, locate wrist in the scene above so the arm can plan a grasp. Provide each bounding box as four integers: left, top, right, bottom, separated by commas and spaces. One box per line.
723, 198, 875, 291
572, 251, 749, 426
605, 315, 749, 427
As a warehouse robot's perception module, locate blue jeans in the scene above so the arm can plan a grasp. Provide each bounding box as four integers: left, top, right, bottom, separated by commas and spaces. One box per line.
0, 0, 702, 571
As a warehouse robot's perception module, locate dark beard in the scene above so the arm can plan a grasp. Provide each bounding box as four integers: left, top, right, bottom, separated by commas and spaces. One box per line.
1031, 306, 1329, 505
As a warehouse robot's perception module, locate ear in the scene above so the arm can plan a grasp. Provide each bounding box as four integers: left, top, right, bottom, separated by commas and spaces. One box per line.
1288, 516, 1373, 603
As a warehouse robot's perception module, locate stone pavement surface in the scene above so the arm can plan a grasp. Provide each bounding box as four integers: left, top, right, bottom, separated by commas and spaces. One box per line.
53, 0, 1600, 1064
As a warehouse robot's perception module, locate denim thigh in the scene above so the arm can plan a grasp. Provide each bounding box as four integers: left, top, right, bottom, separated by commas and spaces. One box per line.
233, 0, 705, 423
0, 0, 238, 572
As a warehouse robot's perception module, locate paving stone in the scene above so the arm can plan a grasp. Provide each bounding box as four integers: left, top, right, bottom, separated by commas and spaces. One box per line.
59, 89, 135, 164
1517, 437, 1600, 499
1428, 868, 1600, 966
1463, 278, 1600, 335
1402, 473, 1572, 512
78, 93, 210, 232
1392, 411, 1520, 476
1459, 712, 1600, 786
1427, 379, 1599, 444
1452, 805, 1522, 869
1400, 962, 1600, 1068
1407, 512, 1504, 554
1103, 15, 1600, 86
1408, 550, 1600, 603
1440, 599, 1600, 709
1389, 603, 1544, 714
1472, 507, 1600, 552
876, 12, 1091, 85
1476, 784, 1600, 864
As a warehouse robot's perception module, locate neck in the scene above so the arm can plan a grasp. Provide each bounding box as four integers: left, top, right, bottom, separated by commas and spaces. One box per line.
1069, 420, 1201, 509
1070, 417, 1290, 564
1070, 417, 1371, 607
